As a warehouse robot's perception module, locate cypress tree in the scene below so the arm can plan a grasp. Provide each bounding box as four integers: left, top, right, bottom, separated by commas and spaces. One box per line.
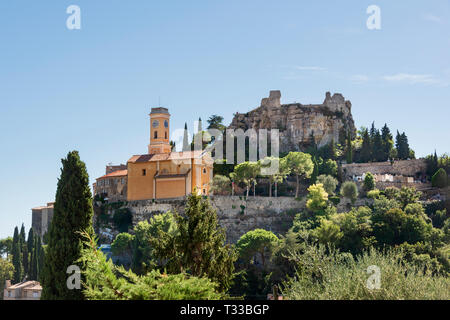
373, 130, 384, 162
41, 151, 94, 300
37, 237, 45, 282
12, 226, 23, 283
182, 123, 190, 151
29, 237, 38, 281
345, 132, 353, 164
381, 124, 393, 161
360, 129, 372, 163
20, 224, 28, 278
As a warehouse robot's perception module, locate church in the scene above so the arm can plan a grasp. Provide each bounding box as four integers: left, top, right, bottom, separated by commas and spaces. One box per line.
94, 107, 214, 201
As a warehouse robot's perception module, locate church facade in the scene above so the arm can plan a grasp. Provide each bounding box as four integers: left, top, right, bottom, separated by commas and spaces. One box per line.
94, 107, 213, 201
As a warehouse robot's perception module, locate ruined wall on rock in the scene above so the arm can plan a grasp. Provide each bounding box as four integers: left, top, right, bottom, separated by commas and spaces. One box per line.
229, 90, 357, 153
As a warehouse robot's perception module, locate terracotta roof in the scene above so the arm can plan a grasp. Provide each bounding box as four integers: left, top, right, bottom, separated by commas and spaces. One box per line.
7, 281, 41, 290
24, 284, 42, 291
97, 169, 128, 180
128, 151, 211, 164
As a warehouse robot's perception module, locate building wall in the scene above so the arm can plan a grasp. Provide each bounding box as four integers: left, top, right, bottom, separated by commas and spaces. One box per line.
127, 162, 157, 201
95, 175, 127, 202
127, 158, 213, 201
31, 205, 54, 241
341, 159, 427, 179
156, 178, 186, 199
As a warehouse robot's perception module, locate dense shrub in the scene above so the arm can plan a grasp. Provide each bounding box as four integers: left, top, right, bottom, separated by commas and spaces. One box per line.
432, 168, 448, 188
282, 245, 450, 300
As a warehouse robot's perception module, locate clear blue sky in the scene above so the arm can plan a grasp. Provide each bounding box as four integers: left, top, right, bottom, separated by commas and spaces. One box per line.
1, 0, 449, 238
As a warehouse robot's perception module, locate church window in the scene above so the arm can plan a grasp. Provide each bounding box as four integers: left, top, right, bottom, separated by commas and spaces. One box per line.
142, 169, 146, 176
165, 131, 167, 139
154, 131, 158, 139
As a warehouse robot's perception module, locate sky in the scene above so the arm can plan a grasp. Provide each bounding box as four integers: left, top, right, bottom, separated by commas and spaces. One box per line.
0, 0, 449, 238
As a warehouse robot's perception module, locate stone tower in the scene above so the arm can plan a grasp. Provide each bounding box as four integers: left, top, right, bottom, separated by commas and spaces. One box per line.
148, 107, 172, 154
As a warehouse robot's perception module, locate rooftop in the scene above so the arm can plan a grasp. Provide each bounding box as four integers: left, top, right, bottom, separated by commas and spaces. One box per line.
96, 169, 128, 180
128, 150, 211, 164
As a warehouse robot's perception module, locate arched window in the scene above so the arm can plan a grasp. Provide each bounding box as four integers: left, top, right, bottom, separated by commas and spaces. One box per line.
154, 131, 158, 139
165, 131, 167, 139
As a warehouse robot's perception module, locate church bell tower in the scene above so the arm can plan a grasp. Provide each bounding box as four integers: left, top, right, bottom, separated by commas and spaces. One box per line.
148, 107, 171, 154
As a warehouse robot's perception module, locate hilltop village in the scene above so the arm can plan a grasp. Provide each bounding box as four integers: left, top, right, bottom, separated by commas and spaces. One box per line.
5, 90, 448, 300
31, 91, 448, 243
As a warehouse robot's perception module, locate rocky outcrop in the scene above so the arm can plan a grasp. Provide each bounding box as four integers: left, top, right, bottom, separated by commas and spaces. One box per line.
229, 90, 356, 153
96, 196, 306, 244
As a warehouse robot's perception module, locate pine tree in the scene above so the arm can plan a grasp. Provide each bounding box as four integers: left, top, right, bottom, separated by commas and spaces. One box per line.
41, 151, 94, 300
11, 226, 23, 283
153, 193, 237, 292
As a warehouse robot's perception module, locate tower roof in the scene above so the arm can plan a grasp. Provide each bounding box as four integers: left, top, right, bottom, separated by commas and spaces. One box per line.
150, 107, 169, 115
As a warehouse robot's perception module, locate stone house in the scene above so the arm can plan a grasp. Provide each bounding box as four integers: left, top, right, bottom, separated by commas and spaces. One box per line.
94, 169, 128, 202
3, 280, 42, 300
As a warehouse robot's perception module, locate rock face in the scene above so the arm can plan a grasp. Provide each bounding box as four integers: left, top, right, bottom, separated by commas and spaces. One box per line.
95, 196, 306, 244
229, 90, 356, 153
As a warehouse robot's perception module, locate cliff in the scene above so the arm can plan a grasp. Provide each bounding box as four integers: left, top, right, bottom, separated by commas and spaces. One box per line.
229, 90, 357, 153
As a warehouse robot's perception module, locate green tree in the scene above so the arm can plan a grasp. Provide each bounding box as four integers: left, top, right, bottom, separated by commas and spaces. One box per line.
236, 229, 279, 267
29, 236, 40, 281
78, 232, 224, 300
397, 187, 422, 209
312, 219, 343, 245
340, 181, 359, 204
41, 151, 94, 300
19, 224, 28, 278
317, 174, 338, 195
11, 226, 23, 283
230, 162, 253, 197
26, 228, 34, 277
207, 114, 226, 131
285, 152, 314, 198
360, 128, 372, 163
396, 131, 410, 160
132, 212, 178, 274
0, 258, 14, 299
310, 157, 319, 183
151, 194, 237, 292
0, 237, 13, 258
431, 168, 448, 188
381, 123, 393, 161
363, 172, 376, 192
210, 174, 232, 195
345, 132, 353, 164
319, 159, 338, 177
373, 130, 384, 162
111, 232, 134, 264
306, 184, 329, 213
259, 156, 290, 197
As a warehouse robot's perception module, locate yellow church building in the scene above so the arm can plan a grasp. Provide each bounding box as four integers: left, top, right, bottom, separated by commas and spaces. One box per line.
126, 107, 214, 201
